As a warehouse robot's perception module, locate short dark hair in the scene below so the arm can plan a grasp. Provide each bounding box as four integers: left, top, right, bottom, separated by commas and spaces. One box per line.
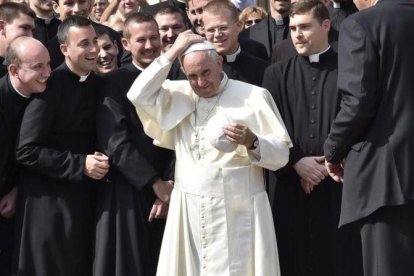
155, 6, 186, 22
203, 0, 239, 22
290, 0, 330, 24
94, 25, 114, 40
0, 2, 36, 23
123, 12, 158, 40
57, 15, 93, 44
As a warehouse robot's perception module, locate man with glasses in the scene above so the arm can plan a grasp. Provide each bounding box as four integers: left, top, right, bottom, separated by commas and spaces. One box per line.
202, 0, 268, 86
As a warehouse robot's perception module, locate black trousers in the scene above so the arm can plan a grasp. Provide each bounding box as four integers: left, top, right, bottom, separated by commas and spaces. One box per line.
359, 202, 414, 276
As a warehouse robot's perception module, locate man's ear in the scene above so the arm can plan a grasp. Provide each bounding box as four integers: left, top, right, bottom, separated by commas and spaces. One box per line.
60, 43, 69, 57
8, 64, 18, 77
322, 19, 331, 32
121, 37, 130, 52
52, 1, 60, 15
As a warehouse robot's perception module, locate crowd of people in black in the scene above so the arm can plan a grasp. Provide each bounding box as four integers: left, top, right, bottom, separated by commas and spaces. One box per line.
1, 0, 413, 275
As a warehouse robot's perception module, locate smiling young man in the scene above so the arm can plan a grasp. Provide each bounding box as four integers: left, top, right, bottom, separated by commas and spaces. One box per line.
0, 36, 50, 276
202, 0, 268, 86
46, 0, 122, 69
262, 1, 363, 275
154, 6, 187, 53
127, 31, 291, 276
94, 25, 118, 74
0, 2, 35, 77
14, 16, 109, 276
93, 12, 175, 276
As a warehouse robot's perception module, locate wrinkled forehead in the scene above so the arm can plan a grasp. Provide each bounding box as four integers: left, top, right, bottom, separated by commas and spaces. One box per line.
182, 50, 214, 69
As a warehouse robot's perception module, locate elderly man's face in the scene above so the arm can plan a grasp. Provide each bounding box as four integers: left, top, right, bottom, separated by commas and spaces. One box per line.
182, 51, 223, 98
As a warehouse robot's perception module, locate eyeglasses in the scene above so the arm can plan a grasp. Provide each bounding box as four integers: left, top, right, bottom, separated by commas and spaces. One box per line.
245, 19, 262, 27
204, 22, 237, 37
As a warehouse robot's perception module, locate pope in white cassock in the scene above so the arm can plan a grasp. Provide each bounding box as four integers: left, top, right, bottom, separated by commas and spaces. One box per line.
127, 30, 292, 276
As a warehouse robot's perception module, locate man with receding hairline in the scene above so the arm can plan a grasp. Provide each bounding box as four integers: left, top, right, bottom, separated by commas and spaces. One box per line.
0, 36, 50, 276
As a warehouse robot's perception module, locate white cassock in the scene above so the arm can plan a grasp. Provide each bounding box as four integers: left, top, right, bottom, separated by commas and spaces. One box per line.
127, 55, 292, 276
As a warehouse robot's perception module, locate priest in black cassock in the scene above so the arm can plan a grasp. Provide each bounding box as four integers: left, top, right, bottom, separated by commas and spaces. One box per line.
202, 0, 268, 87
14, 16, 109, 276
93, 13, 175, 276
30, 0, 61, 44
262, 1, 362, 276
0, 37, 51, 276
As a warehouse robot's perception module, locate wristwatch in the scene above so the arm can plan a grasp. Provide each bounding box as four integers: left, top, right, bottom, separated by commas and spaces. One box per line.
249, 137, 259, 150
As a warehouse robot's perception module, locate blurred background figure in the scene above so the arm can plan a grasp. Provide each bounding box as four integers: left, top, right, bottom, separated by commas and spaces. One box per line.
239, 5, 267, 29
91, 0, 109, 22
4, 0, 29, 6
30, 0, 61, 44
100, 0, 147, 32
95, 25, 119, 74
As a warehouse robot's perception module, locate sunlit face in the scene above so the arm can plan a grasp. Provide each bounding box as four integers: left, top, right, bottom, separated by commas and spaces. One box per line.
96, 33, 118, 74
118, 0, 139, 17
53, 0, 93, 20
155, 13, 187, 52
289, 11, 330, 56
186, 0, 209, 33
14, 43, 51, 94
122, 21, 161, 69
270, 0, 291, 16
203, 10, 242, 55
244, 13, 263, 28
31, 0, 54, 14
61, 25, 98, 76
0, 13, 35, 50
182, 51, 223, 98
92, 0, 108, 20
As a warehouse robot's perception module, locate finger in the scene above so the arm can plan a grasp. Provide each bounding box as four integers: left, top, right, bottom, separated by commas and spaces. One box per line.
155, 204, 163, 218
148, 205, 157, 222
94, 153, 109, 161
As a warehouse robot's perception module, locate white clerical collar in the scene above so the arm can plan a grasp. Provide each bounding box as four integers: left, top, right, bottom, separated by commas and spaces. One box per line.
333, 1, 341, 8
132, 61, 145, 72
308, 45, 331, 63
37, 16, 53, 24
224, 46, 241, 63
275, 18, 285, 26
79, 72, 91, 82
10, 78, 30, 98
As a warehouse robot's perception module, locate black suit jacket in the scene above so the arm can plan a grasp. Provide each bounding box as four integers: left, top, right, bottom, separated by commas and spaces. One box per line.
240, 15, 289, 59
324, 0, 414, 226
